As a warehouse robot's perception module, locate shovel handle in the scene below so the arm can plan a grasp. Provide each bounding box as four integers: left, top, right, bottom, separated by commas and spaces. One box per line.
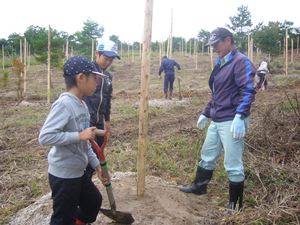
177, 77, 182, 100
91, 138, 117, 211
90, 137, 108, 161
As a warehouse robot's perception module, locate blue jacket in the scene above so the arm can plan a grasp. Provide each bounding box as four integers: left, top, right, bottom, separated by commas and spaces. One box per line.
83, 62, 113, 127
159, 58, 181, 76
202, 48, 256, 122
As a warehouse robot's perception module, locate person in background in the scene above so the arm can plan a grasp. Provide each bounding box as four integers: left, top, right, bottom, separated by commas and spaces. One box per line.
39, 56, 108, 225
83, 38, 120, 179
255, 59, 269, 90
179, 27, 256, 211
159, 55, 181, 99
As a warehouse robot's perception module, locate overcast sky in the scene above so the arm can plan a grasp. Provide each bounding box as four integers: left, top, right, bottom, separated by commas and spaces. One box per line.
0, 0, 299, 42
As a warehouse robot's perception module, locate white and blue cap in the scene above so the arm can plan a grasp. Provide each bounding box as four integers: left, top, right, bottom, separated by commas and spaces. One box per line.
64, 55, 106, 77
97, 39, 120, 59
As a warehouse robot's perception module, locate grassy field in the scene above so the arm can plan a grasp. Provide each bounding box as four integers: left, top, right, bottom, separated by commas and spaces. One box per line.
0, 52, 300, 224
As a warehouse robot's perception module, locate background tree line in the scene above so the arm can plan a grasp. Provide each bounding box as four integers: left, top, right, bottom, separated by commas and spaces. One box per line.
0, 5, 300, 68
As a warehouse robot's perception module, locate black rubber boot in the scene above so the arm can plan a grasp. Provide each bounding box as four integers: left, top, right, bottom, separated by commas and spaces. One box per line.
179, 167, 213, 195
227, 180, 244, 211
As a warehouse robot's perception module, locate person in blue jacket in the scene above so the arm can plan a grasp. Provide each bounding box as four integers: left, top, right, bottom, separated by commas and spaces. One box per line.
179, 28, 256, 211
159, 56, 181, 99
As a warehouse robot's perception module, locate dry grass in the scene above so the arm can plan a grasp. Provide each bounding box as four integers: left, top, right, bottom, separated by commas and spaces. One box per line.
0, 52, 300, 224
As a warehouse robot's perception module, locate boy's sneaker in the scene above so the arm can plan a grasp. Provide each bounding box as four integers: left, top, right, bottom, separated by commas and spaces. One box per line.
75, 218, 91, 225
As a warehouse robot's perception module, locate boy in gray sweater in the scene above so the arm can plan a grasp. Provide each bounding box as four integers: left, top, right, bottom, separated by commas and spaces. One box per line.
39, 56, 108, 225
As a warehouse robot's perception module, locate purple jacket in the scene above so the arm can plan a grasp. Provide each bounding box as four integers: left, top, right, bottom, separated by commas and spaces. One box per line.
202, 48, 256, 122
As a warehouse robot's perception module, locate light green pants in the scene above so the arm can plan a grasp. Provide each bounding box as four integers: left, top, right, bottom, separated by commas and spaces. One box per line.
199, 119, 248, 182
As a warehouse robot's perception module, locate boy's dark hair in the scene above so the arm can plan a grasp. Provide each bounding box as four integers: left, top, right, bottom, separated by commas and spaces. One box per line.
64, 74, 78, 90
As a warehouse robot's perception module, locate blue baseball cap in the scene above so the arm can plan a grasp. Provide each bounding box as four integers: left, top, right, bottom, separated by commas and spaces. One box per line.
63, 56, 106, 77
97, 39, 120, 59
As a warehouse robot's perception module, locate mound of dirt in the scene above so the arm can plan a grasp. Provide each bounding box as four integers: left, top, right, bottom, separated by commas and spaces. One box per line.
9, 172, 224, 225
133, 98, 190, 108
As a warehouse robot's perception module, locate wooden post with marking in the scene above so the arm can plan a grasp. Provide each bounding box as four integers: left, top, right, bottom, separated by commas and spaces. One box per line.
137, 0, 153, 197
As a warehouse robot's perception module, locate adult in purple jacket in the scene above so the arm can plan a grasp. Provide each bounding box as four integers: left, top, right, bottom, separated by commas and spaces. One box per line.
180, 28, 256, 211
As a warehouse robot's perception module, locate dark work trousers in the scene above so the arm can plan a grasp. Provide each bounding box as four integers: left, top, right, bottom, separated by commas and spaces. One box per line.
164, 73, 175, 94
49, 172, 102, 225
86, 121, 105, 179
257, 72, 267, 89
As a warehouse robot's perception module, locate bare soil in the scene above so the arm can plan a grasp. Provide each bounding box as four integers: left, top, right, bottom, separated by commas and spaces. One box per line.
9, 172, 228, 225
1, 54, 300, 224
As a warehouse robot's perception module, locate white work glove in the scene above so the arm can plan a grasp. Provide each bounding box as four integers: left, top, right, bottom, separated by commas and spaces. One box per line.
230, 114, 246, 139
197, 114, 208, 129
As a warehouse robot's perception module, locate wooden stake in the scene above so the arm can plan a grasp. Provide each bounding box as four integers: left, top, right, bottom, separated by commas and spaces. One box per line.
137, 0, 153, 197
177, 77, 182, 100
247, 34, 250, 58
169, 8, 173, 58
189, 39, 192, 56
196, 49, 198, 70
194, 39, 197, 62
65, 38, 69, 59
91, 39, 94, 61
2, 44, 4, 70
20, 39, 23, 62
166, 36, 170, 57
23, 38, 27, 94
120, 42, 123, 58
291, 39, 294, 63
195, 41, 198, 70
28, 43, 31, 68
297, 36, 299, 55
47, 25, 52, 103
250, 36, 253, 62
283, 37, 286, 57
132, 44, 134, 63
285, 28, 288, 76
20, 38, 23, 80
127, 44, 130, 64
210, 47, 214, 70
159, 42, 162, 65
140, 42, 142, 59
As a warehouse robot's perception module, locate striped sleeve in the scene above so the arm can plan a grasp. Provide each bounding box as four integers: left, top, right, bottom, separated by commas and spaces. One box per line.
235, 57, 256, 116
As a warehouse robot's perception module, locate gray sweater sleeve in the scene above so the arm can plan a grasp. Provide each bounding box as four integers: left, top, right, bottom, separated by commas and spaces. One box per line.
39, 101, 80, 146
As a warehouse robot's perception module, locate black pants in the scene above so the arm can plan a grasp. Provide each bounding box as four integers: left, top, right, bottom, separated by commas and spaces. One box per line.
49, 172, 102, 225
257, 73, 267, 89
